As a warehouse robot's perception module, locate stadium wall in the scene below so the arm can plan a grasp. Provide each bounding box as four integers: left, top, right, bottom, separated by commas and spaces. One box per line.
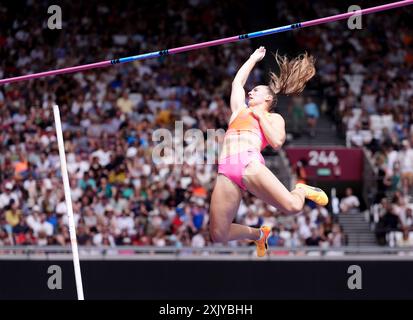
1, 259, 413, 299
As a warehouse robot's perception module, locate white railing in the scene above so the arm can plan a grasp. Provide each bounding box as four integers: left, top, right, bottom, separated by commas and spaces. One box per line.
1, 245, 413, 260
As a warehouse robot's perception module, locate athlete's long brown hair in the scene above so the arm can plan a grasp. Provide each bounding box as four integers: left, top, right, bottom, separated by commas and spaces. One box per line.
268, 52, 316, 110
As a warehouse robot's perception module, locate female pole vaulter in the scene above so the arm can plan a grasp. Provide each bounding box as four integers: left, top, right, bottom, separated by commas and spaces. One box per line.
209, 46, 328, 257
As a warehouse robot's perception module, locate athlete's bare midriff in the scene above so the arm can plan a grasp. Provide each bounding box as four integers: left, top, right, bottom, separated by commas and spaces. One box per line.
219, 131, 262, 160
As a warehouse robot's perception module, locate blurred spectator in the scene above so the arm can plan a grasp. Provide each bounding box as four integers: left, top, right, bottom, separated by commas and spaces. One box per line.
298, 215, 315, 240
5, 199, 21, 230
26, 208, 54, 238
310, 205, 329, 224
328, 224, 345, 247
191, 228, 207, 248
402, 208, 413, 230
339, 188, 360, 213
268, 227, 284, 247
399, 140, 413, 194
117, 91, 134, 114
0, 182, 19, 209
396, 228, 413, 247
294, 159, 308, 185
380, 205, 402, 233
243, 211, 262, 229
93, 228, 116, 247
305, 227, 325, 246
289, 96, 305, 137
303, 98, 320, 137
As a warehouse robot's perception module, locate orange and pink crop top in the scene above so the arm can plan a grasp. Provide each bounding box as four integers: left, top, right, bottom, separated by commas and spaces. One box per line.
226, 108, 269, 150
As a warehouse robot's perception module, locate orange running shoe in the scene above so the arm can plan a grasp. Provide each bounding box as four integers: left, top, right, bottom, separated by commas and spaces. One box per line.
296, 183, 329, 206
255, 226, 271, 257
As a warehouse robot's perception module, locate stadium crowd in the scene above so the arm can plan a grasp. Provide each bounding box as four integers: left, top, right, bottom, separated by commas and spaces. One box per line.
0, 0, 352, 251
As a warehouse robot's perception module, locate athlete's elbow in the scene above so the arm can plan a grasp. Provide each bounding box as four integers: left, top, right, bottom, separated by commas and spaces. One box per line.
270, 142, 282, 150
270, 138, 285, 149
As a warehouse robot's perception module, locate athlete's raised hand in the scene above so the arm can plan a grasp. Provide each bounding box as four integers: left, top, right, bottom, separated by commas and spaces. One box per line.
250, 46, 266, 62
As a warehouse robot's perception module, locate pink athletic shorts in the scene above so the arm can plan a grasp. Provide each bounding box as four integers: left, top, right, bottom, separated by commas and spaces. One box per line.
218, 149, 265, 191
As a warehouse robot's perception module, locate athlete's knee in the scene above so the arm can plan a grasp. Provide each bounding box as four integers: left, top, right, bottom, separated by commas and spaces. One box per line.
210, 227, 228, 243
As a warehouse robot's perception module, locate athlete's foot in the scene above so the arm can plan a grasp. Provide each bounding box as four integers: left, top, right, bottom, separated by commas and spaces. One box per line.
296, 183, 329, 206
254, 226, 271, 257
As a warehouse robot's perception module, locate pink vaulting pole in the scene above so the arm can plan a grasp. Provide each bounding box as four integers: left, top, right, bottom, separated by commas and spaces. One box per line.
1, 0, 412, 85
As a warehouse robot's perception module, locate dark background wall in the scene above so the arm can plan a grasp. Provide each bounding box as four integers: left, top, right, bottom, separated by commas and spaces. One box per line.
1, 260, 413, 300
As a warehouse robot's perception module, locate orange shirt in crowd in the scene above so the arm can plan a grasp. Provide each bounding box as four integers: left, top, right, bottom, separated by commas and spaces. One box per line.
14, 160, 28, 178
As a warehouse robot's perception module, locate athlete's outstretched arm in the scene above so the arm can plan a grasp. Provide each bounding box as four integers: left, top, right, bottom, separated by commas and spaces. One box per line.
230, 46, 266, 113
